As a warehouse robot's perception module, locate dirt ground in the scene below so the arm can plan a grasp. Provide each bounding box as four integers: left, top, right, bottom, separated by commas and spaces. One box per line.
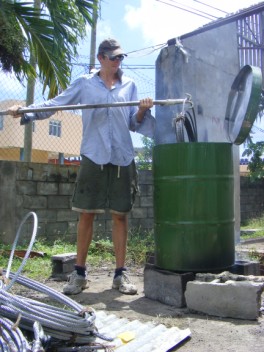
8, 239, 264, 351
40, 261, 264, 352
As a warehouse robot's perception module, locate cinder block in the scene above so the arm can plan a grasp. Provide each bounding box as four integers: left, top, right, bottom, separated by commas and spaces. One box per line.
144, 263, 195, 307
230, 260, 260, 276
51, 252, 77, 280
146, 252, 155, 264
185, 280, 264, 320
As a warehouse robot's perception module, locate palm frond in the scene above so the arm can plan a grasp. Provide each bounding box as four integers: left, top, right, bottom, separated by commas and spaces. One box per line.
0, 0, 98, 96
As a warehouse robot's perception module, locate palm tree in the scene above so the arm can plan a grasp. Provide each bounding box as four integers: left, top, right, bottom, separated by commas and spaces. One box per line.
0, 0, 96, 98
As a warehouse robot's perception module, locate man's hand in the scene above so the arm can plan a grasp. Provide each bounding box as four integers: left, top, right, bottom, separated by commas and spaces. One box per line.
139, 98, 153, 112
7, 105, 23, 118
137, 98, 153, 123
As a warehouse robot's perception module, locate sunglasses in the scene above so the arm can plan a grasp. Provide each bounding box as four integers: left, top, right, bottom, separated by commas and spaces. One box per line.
107, 55, 125, 62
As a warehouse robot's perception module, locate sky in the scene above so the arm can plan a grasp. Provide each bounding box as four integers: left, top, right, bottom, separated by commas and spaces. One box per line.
76, 0, 264, 149
2, 0, 262, 151
81, 0, 262, 65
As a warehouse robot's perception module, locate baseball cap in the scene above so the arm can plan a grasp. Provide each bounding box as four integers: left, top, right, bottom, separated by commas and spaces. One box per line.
97, 38, 127, 57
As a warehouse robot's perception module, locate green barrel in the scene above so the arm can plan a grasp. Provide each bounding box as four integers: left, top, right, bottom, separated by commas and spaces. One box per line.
153, 142, 235, 272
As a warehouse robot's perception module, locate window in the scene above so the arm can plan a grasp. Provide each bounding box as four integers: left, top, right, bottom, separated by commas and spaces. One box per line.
49, 120, 61, 137
0, 116, 3, 130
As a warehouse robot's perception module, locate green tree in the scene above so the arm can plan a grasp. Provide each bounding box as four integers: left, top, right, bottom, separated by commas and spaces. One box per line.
136, 136, 155, 170
241, 89, 264, 180
242, 141, 264, 180
0, 0, 96, 98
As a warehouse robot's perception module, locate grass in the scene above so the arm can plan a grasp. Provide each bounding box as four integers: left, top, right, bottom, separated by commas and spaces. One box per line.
1, 217, 263, 282
0, 230, 155, 281
240, 216, 264, 239
240, 217, 264, 264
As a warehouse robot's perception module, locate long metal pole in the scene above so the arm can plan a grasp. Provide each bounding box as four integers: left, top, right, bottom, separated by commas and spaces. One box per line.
1, 98, 193, 116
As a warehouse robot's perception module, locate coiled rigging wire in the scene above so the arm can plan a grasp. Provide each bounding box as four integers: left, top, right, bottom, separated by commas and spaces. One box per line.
0, 316, 30, 351
172, 95, 197, 142
4, 212, 38, 291
0, 211, 113, 351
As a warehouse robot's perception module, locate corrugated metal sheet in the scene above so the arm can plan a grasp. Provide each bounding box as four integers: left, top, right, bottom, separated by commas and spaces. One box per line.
95, 310, 191, 351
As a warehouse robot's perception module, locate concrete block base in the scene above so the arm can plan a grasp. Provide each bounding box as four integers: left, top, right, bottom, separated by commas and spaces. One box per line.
230, 260, 260, 276
143, 263, 195, 307
185, 275, 264, 320
51, 252, 77, 280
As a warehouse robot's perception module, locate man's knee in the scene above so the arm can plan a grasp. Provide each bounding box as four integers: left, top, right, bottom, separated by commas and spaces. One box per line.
112, 213, 127, 223
79, 212, 95, 224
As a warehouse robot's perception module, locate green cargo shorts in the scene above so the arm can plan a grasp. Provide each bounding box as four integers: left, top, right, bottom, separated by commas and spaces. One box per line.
72, 156, 138, 214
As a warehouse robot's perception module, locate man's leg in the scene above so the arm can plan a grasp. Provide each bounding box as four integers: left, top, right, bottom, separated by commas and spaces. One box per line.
112, 213, 128, 268
76, 212, 95, 266
112, 213, 137, 294
63, 212, 95, 295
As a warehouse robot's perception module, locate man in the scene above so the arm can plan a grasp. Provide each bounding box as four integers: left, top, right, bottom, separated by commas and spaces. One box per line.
8, 38, 155, 295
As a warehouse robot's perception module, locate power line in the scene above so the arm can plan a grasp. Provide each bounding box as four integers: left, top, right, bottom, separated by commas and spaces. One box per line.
155, 0, 218, 20
76, 1, 258, 64
192, 0, 228, 15
126, 43, 167, 57
253, 125, 264, 134
77, 43, 168, 59
72, 60, 155, 69
127, 0, 255, 58
75, 0, 230, 62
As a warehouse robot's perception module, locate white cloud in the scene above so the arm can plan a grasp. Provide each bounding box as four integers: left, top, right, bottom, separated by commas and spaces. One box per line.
124, 0, 261, 45
96, 22, 114, 41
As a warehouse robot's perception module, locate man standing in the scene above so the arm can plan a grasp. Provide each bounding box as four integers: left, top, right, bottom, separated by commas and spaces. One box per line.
8, 38, 155, 295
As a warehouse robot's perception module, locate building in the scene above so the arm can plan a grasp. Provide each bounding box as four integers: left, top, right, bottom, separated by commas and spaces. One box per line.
0, 100, 82, 163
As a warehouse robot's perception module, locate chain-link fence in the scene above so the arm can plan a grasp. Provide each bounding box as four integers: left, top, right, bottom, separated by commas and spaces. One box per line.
0, 60, 155, 164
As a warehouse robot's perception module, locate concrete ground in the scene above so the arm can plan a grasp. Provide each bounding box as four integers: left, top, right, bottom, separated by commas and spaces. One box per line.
43, 237, 264, 351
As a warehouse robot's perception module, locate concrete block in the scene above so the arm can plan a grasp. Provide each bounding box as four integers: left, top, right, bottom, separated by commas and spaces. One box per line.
146, 252, 155, 264
23, 195, 47, 209
185, 280, 264, 320
37, 182, 58, 195
144, 263, 195, 307
51, 252, 77, 280
46, 222, 68, 235
230, 260, 260, 276
130, 207, 148, 219
57, 209, 78, 222
59, 183, 75, 195
16, 181, 37, 195
140, 196, 153, 207
48, 195, 70, 209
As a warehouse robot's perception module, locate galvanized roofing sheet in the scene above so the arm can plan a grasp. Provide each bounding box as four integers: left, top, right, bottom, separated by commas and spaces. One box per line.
95, 310, 191, 351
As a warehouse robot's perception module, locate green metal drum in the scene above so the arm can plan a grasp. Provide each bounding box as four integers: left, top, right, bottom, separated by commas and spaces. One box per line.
153, 142, 235, 272
153, 65, 262, 272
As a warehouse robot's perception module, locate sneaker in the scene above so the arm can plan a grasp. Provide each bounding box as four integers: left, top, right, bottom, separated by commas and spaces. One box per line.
63, 270, 88, 295
112, 271, 137, 295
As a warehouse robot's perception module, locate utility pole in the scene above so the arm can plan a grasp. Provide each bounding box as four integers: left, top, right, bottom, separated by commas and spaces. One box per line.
23, 0, 40, 162
89, 0, 99, 71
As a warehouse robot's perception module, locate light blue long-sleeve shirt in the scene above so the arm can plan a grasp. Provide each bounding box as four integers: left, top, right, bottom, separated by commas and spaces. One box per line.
22, 70, 156, 166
